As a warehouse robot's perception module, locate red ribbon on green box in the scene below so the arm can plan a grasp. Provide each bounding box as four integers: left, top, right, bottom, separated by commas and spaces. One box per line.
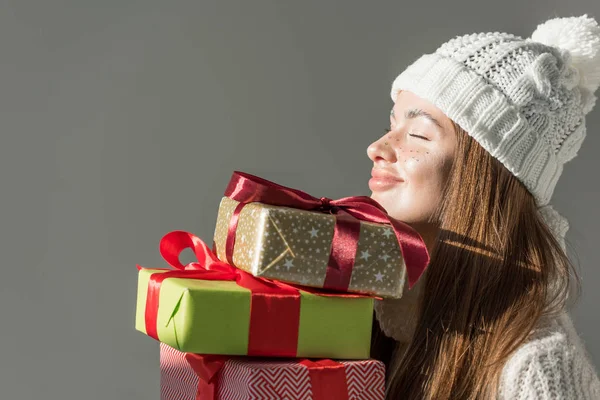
139, 230, 304, 357
138, 230, 373, 357
223, 171, 429, 290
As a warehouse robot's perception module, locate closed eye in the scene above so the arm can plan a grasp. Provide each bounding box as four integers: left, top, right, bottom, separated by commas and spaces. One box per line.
409, 133, 430, 141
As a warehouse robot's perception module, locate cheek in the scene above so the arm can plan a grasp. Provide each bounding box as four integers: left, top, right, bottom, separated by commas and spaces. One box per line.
405, 154, 448, 193
397, 152, 450, 220
399, 147, 434, 179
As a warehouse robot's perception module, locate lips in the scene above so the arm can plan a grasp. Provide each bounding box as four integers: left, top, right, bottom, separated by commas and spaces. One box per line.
370, 169, 403, 181
369, 169, 404, 191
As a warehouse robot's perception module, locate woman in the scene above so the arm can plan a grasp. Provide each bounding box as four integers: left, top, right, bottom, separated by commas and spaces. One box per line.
368, 15, 600, 399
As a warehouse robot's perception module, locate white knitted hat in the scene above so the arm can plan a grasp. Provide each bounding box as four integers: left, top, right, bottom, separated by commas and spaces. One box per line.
390, 14, 600, 251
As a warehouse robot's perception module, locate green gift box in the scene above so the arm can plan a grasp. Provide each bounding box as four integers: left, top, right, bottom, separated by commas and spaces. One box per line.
135, 268, 374, 359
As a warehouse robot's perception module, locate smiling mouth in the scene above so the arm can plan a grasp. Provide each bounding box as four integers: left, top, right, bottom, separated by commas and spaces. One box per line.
369, 170, 404, 191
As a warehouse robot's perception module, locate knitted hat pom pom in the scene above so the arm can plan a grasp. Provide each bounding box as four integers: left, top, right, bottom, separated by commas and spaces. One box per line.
530, 14, 600, 114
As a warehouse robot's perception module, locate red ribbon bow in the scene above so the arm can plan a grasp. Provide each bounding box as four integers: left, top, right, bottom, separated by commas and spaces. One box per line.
185, 354, 350, 400
139, 231, 306, 357
223, 171, 430, 289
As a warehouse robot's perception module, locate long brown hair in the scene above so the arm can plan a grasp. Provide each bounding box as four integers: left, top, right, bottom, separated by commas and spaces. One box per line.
370, 121, 582, 399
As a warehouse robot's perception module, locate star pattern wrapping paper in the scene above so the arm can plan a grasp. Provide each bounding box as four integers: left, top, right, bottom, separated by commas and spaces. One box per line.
213, 197, 406, 298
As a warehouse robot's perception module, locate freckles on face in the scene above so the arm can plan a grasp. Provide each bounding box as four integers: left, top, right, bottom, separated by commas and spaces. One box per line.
385, 133, 445, 189
381, 129, 431, 164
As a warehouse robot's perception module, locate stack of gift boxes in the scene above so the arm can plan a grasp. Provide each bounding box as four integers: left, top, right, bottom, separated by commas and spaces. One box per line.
135, 171, 429, 400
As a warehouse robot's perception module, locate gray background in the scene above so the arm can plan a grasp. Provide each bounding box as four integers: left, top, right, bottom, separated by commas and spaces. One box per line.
2, 1, 599, 399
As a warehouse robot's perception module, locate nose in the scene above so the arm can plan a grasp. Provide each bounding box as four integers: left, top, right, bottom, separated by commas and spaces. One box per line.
367, 133, 397, 164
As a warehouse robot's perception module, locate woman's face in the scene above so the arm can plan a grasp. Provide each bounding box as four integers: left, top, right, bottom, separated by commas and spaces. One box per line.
367, 90, 457, 224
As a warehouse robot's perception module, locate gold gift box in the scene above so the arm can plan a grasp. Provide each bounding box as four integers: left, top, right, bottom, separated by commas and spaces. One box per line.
213, 197, 407, 298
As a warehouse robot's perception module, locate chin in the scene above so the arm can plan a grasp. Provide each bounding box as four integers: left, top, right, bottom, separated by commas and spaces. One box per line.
370, 192, 395, 213
373, 202, 415, 222
369, 193, 386, 208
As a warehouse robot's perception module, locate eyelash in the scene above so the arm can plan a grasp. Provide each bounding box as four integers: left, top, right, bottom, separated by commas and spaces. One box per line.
383, 128, 429, 141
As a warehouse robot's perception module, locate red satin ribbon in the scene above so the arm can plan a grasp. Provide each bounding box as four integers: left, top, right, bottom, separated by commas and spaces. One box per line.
300, 359, 349, 400
185, 353, 227, 400
185, 354, 349, 400
223, 171, 430, 289
139, 230, 301, 357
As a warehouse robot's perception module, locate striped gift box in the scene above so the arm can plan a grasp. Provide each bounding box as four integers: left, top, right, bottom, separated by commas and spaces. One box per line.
160, 343, 385, 400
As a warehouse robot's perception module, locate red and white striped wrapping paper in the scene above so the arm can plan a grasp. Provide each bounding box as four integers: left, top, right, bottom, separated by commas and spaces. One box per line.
160, 343, 385, 400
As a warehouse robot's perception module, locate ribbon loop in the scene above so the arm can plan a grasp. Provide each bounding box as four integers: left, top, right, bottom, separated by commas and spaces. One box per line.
159, 230, 232, 273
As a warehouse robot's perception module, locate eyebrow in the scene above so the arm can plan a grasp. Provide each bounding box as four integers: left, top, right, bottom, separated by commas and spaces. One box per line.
391, 108, 444, 130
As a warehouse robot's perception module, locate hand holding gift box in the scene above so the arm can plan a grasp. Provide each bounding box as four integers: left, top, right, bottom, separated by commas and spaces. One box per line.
136, 230, 374, 359
213, 171, 430, 298
160, 342, 386, 400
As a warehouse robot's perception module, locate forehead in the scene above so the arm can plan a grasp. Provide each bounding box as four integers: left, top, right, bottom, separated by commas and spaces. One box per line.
392, 91, 454, 133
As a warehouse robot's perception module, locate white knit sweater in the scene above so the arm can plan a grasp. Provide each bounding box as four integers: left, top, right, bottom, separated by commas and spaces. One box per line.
498, 311, 600, 399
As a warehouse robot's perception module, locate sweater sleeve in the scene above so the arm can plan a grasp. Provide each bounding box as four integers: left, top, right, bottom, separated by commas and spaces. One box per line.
498, 319, 600, 399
